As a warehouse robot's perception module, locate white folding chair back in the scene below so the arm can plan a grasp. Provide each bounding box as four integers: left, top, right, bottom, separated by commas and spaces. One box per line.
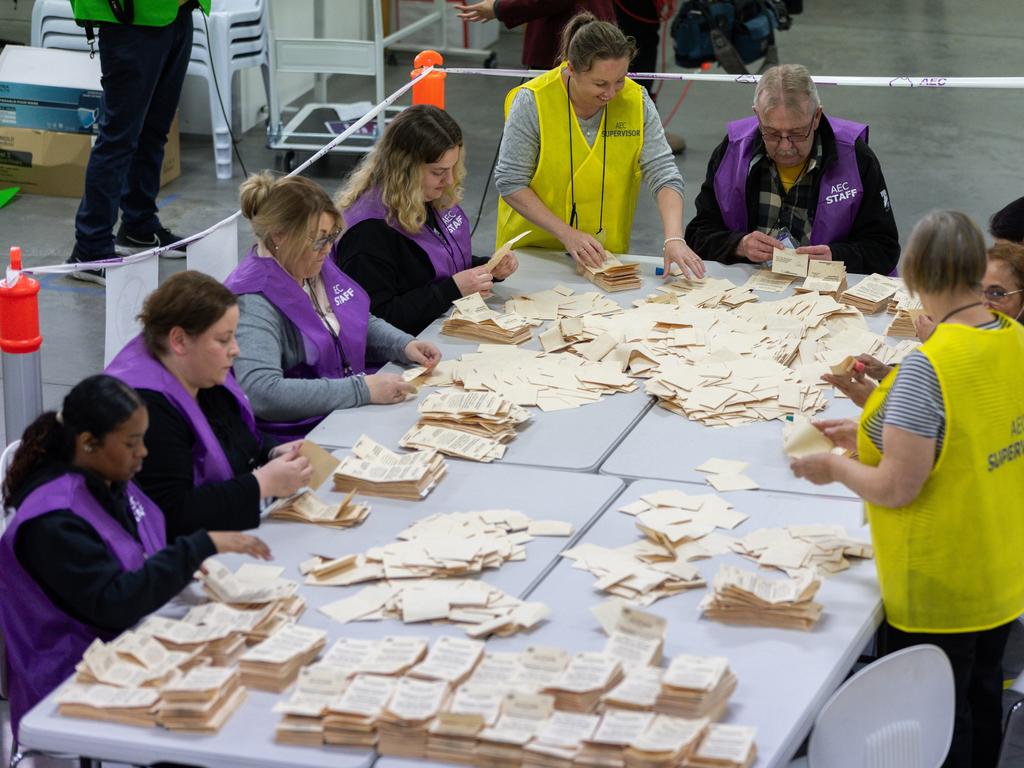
0, 438, 18, 702
799, 644, 955, 768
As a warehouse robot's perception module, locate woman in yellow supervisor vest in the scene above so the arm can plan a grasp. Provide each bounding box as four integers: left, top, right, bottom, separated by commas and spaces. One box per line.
791, 210, 1024, 768
494, 12, 705, 278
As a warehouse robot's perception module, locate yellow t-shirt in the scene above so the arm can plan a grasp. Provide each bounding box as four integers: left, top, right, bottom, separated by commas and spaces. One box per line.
775, 162, 803, 194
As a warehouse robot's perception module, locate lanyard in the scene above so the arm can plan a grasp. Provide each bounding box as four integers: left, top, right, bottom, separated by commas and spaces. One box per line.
566, 76, 607, 240
306, 278, 352, 376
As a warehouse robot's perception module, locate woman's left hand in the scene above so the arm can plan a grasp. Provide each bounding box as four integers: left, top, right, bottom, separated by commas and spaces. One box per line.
491, 252, 519, 280
405, 340, 442, 369
790, 453, 836, 485
664, 239, 706, 280
268, 439, 303, 460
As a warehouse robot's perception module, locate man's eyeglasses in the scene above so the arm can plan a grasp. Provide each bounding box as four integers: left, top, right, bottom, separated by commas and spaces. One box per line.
307, 227, 343, 251
982, 286, 1024, 302
759, 111, 819, 144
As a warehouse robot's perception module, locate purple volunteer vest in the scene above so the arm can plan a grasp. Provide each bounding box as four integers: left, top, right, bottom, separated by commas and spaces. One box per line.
0, 473, 166, 737
342, 188, 473, 280
713, 115, 868, 245
106, 334, 258, 485
225, 247, 370, 439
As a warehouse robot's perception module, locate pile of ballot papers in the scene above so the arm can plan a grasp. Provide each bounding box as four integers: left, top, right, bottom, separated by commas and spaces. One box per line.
302, 508, 573, 588
687, 724, 758, 768
442, 293, 536, 344
60, 635, 248, 733
839, 273, 902, 313
332, 435, 447, 500
400, 423, 507, 462
884, 288, 926, 338
561, 487, 753, 604
730, 524, 872, 578
267, 488, 370, 528
655, 655, 738, 721
267, 628, 758, 763
158, 666, 247, 732
416, 388, 530, 443
57, 684, 162, 728
238, 624, 327, 692
318, 579, 551, 638
578, 253, 642, 292
700, 565, 823, 631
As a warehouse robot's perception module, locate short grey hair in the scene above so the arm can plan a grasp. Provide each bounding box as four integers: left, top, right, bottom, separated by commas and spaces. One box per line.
754, 64, 821, 115
901, 210, 987, 296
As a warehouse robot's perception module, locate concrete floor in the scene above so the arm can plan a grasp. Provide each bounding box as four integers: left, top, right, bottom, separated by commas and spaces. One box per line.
2, 0, 1024, 764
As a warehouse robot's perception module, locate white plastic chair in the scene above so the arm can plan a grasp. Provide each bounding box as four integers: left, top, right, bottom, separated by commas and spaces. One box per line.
789, 644, 955, 768
31, 0, 273, 179
0, 438, 18, 704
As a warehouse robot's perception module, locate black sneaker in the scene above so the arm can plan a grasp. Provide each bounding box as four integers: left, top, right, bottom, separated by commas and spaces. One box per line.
116, 224, 187, 258
66, 245, 113, 286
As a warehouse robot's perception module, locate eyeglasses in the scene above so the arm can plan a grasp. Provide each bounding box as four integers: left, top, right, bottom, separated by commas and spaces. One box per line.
759, 111, 819, 145
982, 286, 1024, 302
307, 227, 343, 251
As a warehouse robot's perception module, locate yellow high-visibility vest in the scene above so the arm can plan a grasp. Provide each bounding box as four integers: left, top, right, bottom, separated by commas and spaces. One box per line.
857, 315, 1024, 632
496, 66, 644, 253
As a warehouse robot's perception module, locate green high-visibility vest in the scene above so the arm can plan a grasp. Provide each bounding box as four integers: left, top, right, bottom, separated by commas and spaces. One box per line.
71, 0, 210, 27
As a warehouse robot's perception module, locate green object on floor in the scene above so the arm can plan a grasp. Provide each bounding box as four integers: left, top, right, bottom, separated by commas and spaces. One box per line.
0, 187, 19, 209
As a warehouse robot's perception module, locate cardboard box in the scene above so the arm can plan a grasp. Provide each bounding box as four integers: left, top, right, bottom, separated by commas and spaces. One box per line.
0, 114, 180, 198
0, 46, 103, 134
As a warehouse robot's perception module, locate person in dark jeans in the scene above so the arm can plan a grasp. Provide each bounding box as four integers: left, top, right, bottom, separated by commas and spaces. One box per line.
613, 0, 685, 153
68, 0, 205, 284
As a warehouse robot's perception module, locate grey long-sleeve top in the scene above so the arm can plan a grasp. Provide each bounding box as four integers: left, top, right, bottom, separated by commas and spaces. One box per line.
495, 86, 685, 200
233, 293, 414, 421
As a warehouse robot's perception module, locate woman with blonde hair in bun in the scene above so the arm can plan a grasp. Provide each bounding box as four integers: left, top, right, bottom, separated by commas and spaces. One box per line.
226, 173, 441, 440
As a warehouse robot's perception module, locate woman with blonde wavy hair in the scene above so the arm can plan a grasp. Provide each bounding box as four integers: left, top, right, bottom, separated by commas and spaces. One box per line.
334, 104, 518, 336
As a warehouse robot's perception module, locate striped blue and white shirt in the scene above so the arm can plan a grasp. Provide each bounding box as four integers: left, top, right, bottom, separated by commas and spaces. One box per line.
863, 315, 1010, 458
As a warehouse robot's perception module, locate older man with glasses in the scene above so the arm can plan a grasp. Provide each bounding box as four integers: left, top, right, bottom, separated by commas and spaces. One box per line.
685, 64, 900, 275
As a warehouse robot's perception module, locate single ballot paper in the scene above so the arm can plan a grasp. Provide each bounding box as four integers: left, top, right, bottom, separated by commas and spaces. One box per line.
783, 416, 837, 458
771, 248, 809, 278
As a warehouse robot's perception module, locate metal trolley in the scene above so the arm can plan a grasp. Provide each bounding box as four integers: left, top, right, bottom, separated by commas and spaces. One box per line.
266, 0, 497, 170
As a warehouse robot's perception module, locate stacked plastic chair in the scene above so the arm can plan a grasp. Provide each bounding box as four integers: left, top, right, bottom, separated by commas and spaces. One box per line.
30, 0, 273, 179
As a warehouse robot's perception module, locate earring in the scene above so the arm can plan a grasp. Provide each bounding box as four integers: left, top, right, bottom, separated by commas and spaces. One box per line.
84, 445, 94, 453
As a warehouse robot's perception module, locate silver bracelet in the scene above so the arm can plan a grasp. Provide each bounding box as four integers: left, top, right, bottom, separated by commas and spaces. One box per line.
663, 236, 686, 251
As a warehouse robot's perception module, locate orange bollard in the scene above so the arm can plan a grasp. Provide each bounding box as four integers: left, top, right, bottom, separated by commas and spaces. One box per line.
411, 50, 446, 109
0, 245, 44, 443
0, 247, 42, 355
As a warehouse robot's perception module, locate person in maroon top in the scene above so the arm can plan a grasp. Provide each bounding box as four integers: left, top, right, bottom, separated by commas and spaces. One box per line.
456, 0, 615, 68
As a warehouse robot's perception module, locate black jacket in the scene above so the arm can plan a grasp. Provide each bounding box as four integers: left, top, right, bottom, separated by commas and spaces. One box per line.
685, 116, 900, 275
334, 206, 488, 336
13, 465, 215, 632
134, 387, 276, 542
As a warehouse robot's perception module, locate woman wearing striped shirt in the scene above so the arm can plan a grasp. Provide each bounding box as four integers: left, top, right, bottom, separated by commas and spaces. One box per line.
791, 211, 1024, 768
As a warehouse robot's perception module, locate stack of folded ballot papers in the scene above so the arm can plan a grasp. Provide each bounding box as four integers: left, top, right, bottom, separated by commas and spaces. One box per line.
687, 724, 757, 768
332, 434, 447, 499
654, 655, 737, 720
416, 388, 530, 443
238, 624, 326, 692
839, 273, 900, 313
158, 666, 246, 732
700, 565, 823, 630
376, 676, 452, 758
442, 293, 535, 344
578, 253, 642, 292
56, 683, 161, 727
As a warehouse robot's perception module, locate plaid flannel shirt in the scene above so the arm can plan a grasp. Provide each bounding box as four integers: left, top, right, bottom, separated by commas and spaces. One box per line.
751, 134, 824, 246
